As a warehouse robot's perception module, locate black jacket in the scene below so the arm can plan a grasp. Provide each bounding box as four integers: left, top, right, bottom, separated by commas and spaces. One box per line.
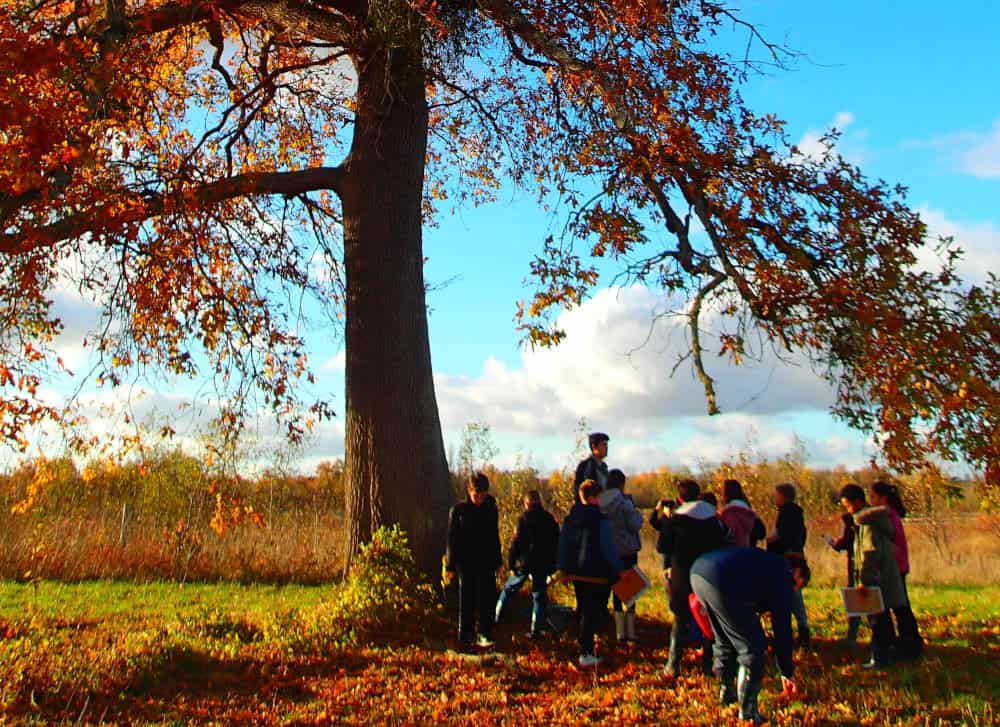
767, 502, 807, 555
574, 456, 608, 489
508, 506, 560, 576
446, 495, 502, 573
650, 500, 728, 612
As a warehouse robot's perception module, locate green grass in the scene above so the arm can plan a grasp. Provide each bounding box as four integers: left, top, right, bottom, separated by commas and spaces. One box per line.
0, 580, 997, 725
0, 579, 329, 622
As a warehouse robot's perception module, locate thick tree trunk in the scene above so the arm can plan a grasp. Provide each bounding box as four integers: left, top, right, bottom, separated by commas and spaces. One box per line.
340, 40, 453, 574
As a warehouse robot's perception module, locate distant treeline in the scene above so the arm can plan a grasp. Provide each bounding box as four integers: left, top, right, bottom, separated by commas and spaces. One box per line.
0, 446, 993, 584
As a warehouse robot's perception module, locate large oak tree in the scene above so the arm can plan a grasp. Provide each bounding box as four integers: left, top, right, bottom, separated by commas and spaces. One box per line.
1, 0, 996, 570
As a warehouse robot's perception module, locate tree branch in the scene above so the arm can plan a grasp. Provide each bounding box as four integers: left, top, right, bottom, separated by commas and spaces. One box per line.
1, 166, 348, 255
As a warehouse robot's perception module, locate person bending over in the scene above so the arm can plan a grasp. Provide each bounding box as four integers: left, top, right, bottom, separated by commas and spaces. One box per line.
690, 547, 809, 724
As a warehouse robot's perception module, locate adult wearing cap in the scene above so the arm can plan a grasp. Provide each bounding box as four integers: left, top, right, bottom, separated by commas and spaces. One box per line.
575, 432, 610, 499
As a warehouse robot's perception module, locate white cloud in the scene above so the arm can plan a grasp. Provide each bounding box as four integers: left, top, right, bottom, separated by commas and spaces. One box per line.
793, 110, 867, 165
909, 118, 1000, 179
957, 120, 1000, 178
432, 286, 862, 472
323, 350, 346, 372
437, 286, 833, 438
916, 207, 1000, 283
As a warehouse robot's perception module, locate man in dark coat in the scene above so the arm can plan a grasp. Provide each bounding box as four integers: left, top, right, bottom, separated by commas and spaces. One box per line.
558, 479, 624, 667
446, 472, 502, 648
494, 490, 561, 638
649, 479, 728, 677
691, 547, 807, 724
574, 432, 610, 497
766, 483, 810, 647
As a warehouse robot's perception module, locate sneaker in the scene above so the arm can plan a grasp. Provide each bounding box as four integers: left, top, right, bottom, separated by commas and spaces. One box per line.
525, 631, 544, 641
476, 635, 496, 649
663, 662, 678, 679
861, 658, 890, 669
578, 653, 602, 668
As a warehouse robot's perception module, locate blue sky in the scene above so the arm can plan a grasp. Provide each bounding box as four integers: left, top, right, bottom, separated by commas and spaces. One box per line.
413, 0, 1000, 475
35, 0, 1000, 477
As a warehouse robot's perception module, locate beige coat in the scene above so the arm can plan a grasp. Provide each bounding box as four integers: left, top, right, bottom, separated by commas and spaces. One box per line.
853, 505, 906, 609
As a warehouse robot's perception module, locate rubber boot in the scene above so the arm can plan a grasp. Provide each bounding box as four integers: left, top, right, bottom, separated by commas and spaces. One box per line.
701, 641, 715, 676
624, 612, 638, 643
614, 612, 626, 641
737, 664, 765, 723
719, 678, 737, 706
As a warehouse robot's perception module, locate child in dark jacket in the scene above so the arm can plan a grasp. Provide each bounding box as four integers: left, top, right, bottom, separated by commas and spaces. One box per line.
558, 479, 624, 667
650, 479, 729, 677
494, 490, 560, 638
767, 483, 810, 647
446, 472, 502, 649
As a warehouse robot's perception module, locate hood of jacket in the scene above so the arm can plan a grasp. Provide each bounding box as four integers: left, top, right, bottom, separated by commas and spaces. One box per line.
674, 500, 718, 520
854, 505, 894, 537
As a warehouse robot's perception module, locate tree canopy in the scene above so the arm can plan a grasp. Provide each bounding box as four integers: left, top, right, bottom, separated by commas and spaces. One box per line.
1, 0, 996, 558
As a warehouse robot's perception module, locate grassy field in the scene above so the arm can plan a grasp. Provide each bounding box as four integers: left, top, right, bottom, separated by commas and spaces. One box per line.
1, 579, 997, 725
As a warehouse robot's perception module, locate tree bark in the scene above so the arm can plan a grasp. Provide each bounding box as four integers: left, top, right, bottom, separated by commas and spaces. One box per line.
340, 40, 453, 574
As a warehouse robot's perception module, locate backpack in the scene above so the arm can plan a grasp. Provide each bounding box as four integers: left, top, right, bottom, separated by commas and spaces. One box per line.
558, 518, 590, 575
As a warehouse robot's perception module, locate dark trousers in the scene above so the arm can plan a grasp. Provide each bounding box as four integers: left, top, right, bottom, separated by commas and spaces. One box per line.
868, 610, 897, 663
668, 605, 694, 670
612, 553, 638, 612
892, 574, 925, 659
574, 581, 610, 656
458, 569, 496, 642
690, 573, 766, 683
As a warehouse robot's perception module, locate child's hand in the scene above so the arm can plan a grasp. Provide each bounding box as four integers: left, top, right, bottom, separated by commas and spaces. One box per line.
856, 584, 867, 596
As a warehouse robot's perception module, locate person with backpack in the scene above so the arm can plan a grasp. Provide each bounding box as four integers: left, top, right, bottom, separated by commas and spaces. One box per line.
598, 469, 643, 642
719, 479, 766, 548
494, 490, 561, 639
690, 547, 809, 724
445, 472, 502, 650
558, 479, 624, 668
650, 479, 729, 678
766, 483, 810, 648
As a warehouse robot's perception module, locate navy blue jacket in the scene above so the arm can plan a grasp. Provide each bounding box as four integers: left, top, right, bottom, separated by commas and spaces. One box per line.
691, 547, 797, 678
558, 503, 623, 580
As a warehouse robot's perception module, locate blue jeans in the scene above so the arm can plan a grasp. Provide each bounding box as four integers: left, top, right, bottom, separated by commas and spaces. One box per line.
495, 571, 548, 633
790, 588, 809, 635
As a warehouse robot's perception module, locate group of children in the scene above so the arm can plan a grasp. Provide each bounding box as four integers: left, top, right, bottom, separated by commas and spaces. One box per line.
444, 433, 925, 724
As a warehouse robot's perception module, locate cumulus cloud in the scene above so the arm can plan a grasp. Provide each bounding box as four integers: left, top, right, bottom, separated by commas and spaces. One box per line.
433, 286, 867, 472
437, 286, 833, 437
